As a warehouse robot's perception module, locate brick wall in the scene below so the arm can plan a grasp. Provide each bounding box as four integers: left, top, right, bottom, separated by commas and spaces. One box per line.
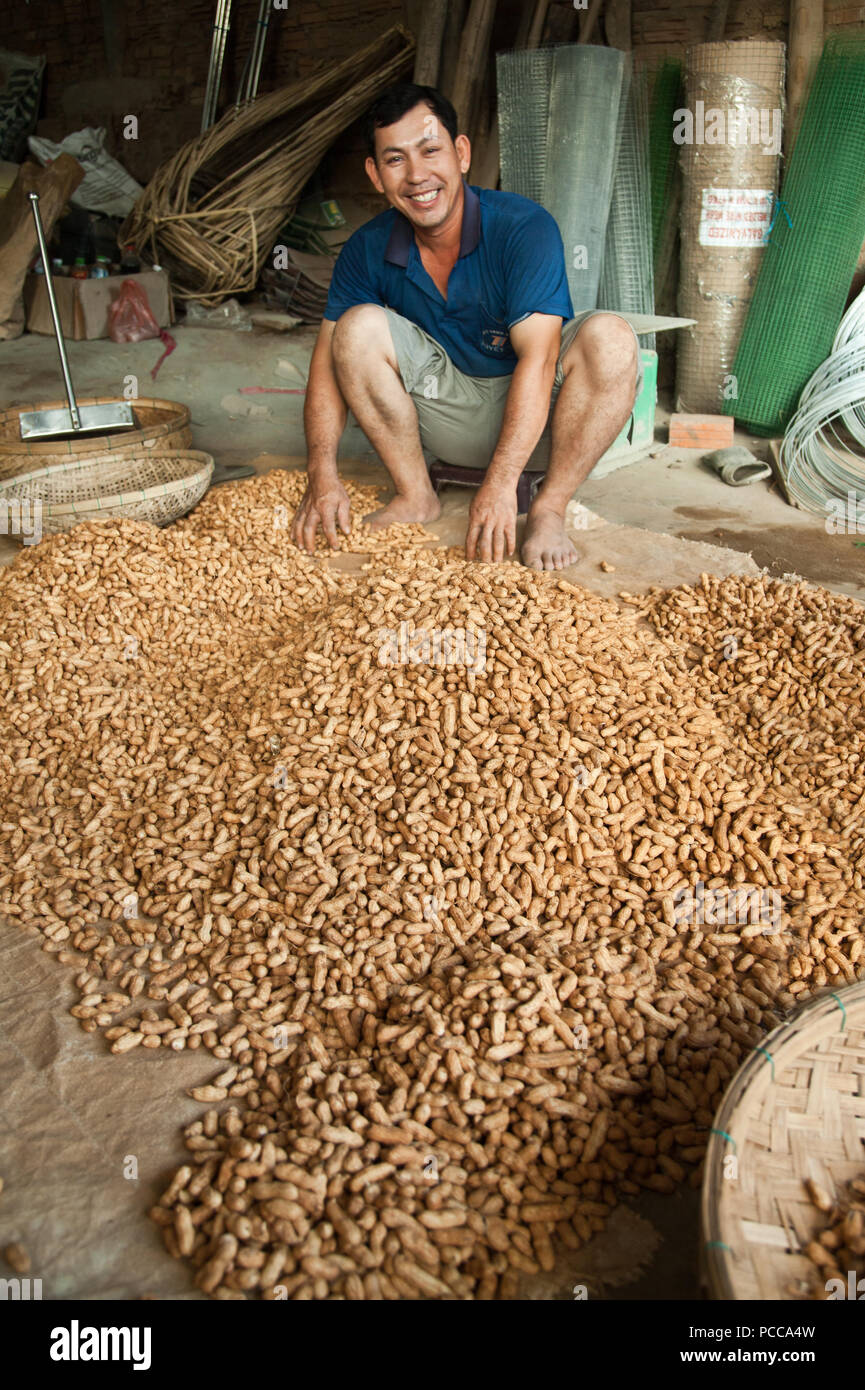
4, 1, 862, 199
541, 0, 864, 71
1, 0, 407, 182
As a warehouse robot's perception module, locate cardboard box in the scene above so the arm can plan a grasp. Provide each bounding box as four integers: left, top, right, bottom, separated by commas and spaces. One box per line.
23, 269, 172, 341
0, 160, 20, 201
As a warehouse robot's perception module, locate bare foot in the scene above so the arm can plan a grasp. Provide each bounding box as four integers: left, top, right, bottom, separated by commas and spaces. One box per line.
521, 505, 580, 570
363, 492, 441, 532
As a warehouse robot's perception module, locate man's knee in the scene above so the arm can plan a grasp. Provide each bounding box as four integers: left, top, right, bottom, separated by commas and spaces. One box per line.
331, 303, 390, 365
562, 313, 637, 386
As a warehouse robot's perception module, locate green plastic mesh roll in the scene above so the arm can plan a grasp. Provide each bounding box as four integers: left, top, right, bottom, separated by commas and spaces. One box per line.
648, 59, 683, 274
724, 34, 865, 436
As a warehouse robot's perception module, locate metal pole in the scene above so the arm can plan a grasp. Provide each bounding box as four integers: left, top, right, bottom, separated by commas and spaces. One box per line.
201, 0, 222, 133
247, 0, 271, 103
201, 0, 233, 133
28, 193, 80, 431
212, 0, 233, 124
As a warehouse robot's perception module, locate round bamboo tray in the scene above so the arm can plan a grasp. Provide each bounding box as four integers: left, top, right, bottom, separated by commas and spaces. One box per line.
0, 449, 213, 535
701, 980, 865, 1300
0, 397, 192, 473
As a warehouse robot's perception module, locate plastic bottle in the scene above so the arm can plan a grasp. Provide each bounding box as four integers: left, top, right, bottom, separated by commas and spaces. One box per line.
91, 256, 111, 279
51, 257, 66, 277
120, 243, 141, 274
70, 257, 88, 281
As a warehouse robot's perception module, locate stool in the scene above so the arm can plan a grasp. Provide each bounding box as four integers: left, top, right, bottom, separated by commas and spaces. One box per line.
427, 458, 545, 514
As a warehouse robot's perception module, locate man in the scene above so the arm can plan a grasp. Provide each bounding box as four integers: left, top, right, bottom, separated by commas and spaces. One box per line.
291, 83, 642, 570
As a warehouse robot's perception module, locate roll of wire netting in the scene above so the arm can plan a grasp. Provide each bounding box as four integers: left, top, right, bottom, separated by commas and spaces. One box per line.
599, 61, 655, 350
543, 45, 626, 313
778, 285, 865, 517
676, 41, 785, 414
496, 48, 555, 205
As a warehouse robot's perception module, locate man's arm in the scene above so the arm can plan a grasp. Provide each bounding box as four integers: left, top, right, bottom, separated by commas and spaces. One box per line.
291, 319, 353, 551
465, 313, 561, 562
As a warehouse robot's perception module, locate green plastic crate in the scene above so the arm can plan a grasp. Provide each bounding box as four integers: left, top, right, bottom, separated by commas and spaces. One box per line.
595, 348, 658, 474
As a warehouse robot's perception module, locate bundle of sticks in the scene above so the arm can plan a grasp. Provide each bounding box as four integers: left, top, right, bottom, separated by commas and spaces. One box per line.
122, 26, 414, 302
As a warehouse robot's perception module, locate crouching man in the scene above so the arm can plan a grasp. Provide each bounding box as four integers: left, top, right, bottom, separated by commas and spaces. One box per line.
291, 82, 642, 570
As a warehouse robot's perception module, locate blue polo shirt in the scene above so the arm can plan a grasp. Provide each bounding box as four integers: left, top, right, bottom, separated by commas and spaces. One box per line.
323, 184, 573, 378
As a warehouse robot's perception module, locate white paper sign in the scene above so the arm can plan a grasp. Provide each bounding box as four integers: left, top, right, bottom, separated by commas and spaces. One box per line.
698, 188, 773, 247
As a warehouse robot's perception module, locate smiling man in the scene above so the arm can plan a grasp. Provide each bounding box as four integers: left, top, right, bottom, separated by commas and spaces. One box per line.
291, 83, 643, 569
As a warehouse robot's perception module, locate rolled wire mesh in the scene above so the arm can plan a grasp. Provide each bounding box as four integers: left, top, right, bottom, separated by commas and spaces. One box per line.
542, 44, 626, 313
676, 40, 786, 414
725, 33, 865, 435
778, 285, 865, 516
598, 62, 655, 350
496, 48, 555, 205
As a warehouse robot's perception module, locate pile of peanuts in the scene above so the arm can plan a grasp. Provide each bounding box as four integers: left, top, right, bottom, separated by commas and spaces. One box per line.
799, 1176, 865, 1299
0, 468, 863, 1299
180, 467, 432, 555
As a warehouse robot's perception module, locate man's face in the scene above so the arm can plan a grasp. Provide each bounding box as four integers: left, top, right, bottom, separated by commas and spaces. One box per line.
365, 102, 471, 232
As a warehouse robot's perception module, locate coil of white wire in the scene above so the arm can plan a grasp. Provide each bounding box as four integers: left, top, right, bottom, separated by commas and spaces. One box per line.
779, 285, 865, 518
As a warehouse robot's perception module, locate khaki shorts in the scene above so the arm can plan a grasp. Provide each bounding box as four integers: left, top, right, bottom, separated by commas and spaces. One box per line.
380, 307, 644, 471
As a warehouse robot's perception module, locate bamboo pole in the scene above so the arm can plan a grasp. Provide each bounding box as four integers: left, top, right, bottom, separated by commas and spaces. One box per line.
471, 105, 500, 187
413, 0, 448, 86
451, 0, 498, 135
578, 0, 604, 44
604, 0, 631, 50
440, 0, 467, 100
787, 0, 823, 156
526, 0, 551, 49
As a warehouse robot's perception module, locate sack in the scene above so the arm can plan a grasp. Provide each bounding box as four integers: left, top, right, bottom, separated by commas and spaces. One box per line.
108, 279, 160, 343
28, 126, 142, 217
0, 48, 45, 161
0, 153, 84, 340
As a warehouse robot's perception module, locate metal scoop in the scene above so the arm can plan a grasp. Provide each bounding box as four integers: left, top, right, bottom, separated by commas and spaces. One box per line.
19, 192, 135, 441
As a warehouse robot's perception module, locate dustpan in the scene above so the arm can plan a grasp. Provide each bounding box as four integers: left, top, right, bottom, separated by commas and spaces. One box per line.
19, 193, 135, 441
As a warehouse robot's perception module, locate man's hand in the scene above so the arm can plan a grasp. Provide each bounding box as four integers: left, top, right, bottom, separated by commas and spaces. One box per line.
290, 478, 352, 552
465, 484, 517, 563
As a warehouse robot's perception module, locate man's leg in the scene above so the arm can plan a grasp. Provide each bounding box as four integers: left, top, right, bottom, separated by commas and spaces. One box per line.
330, 303, 441, 530
522, 313, 639, 571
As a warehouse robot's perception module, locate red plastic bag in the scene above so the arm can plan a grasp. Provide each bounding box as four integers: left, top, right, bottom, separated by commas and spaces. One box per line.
108, 279, 160, 343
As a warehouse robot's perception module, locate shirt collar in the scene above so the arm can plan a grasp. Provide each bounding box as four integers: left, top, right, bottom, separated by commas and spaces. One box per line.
384, 183, 481, 267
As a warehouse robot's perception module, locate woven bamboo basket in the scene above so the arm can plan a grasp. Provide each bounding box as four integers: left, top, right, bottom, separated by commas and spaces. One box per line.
0, 449, 213, 535
701, 980, 865, 1300
0, 397, 192, 472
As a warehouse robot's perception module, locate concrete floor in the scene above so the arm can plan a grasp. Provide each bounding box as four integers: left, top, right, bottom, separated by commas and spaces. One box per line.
0, 320, 860, 1301
2, 321, 864, 603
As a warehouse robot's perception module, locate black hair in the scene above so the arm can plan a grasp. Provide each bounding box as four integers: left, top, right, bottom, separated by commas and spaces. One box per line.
363, 83, 459, 160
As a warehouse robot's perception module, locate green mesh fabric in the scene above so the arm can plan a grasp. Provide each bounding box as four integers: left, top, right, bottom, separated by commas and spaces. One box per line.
724, 34, 865, 436
648, 60, 683, 273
